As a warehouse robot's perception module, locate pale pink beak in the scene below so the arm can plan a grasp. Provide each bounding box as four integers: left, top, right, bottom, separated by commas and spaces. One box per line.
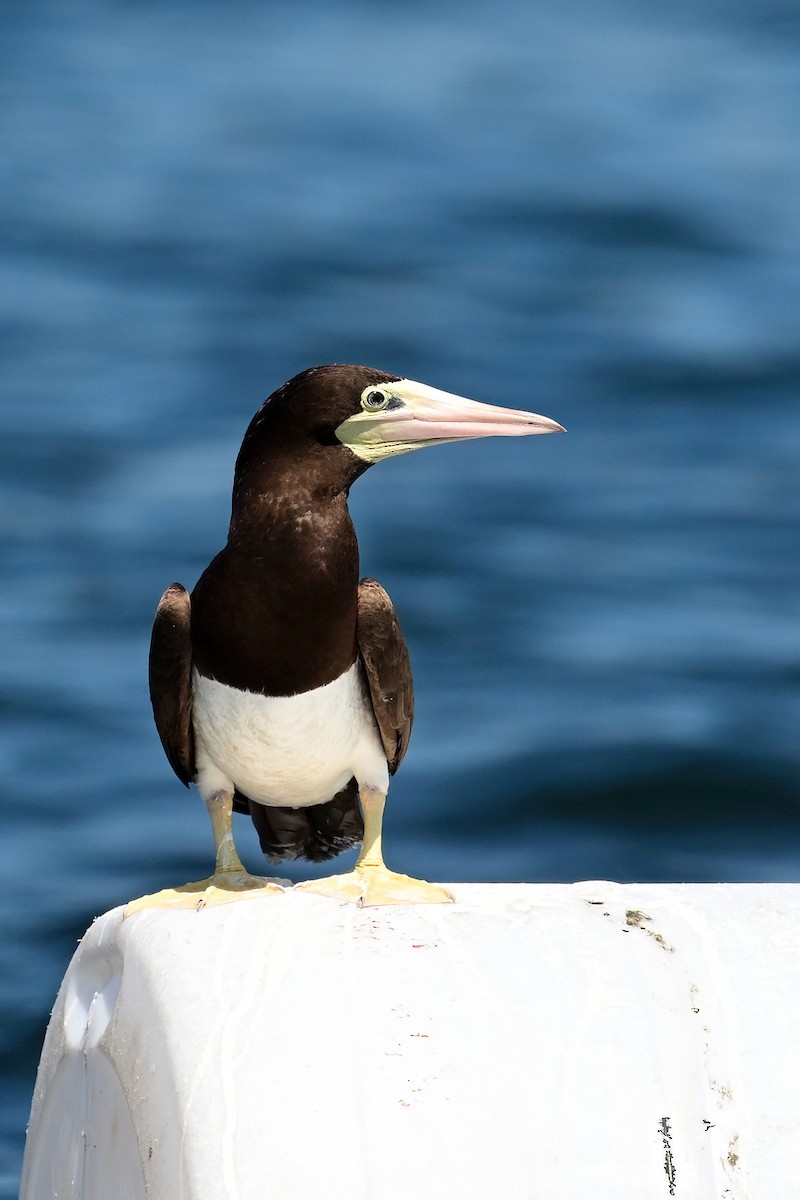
377, 387, 565, 444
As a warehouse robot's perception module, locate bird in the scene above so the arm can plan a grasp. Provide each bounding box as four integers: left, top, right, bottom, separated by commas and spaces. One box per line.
128, 364, 563, 913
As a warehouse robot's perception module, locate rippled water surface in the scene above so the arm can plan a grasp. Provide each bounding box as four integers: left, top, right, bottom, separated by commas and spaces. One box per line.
2, 0, 800, 1188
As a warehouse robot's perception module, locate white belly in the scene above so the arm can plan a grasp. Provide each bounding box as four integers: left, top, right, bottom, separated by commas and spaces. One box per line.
192, 661, 389, 808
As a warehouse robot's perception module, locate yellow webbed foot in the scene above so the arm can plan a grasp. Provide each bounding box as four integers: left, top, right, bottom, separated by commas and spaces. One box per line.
124, 870, 285, 916
296, 864, 453, 907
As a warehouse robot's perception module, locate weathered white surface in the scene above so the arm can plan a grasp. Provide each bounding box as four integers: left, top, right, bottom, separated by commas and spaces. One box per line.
20, 883, 800, 1199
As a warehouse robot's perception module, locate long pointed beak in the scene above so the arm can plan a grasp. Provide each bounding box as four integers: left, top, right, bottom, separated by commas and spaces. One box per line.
336, 378, 565, 463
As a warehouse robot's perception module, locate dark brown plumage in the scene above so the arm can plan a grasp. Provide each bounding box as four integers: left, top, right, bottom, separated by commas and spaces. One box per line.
149, 368, 415, 863
148, 583, 193, 786
146, 364, 562, 897
149, 572, 413, 862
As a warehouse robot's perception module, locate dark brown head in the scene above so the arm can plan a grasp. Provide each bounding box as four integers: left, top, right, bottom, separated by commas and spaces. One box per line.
232, 365, 399, 501
232, 362, 564, 512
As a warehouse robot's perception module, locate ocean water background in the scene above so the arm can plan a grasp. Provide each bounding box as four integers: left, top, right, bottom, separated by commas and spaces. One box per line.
2, 0, 799, 1188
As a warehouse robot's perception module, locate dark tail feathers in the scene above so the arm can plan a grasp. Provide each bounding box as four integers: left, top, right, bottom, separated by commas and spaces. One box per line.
243, 778, 364, 863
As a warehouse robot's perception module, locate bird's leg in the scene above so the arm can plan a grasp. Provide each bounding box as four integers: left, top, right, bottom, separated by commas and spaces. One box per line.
356, 784, 387, 871
207, 788, 248, 874
297, 784, 453, 906
125, 789, 284, 915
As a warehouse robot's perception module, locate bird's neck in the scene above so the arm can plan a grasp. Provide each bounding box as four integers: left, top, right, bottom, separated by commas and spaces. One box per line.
192, 484, 361, 696
227, 465, 356, 558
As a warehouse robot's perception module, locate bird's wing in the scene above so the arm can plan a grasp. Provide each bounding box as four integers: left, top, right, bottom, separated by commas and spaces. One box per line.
357, 577, 414, 775
149, 582, 195, 786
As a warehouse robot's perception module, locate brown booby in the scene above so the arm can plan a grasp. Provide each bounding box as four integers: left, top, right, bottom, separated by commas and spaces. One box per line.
129, 365, 563, 912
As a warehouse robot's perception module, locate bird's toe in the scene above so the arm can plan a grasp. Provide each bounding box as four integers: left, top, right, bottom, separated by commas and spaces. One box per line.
296, 865, 453, 907
124, 871, 286, 916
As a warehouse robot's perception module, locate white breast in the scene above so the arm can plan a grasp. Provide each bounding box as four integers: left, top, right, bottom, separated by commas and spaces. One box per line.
192, 661, 389, 809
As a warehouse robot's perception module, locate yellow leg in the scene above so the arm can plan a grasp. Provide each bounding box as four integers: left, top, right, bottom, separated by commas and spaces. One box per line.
125, 790, 284, 916
297, 786, 453, 907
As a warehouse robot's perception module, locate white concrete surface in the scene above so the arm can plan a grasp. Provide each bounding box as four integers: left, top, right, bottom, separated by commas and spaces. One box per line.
20, 883, 800, 1199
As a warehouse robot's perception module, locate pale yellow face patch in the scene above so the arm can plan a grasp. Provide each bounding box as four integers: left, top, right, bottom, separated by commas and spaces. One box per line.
335, 377, 564, 462
336, 378, 471, 462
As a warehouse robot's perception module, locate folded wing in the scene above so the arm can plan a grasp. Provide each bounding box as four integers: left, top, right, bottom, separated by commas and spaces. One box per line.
357, 576, 414, 775
149, 582, 194, 786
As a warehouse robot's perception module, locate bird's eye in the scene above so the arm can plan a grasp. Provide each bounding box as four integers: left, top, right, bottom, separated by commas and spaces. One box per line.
361, 388, 391, 412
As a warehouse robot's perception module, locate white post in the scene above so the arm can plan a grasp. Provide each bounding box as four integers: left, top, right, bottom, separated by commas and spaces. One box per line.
20, 883, 800, 1199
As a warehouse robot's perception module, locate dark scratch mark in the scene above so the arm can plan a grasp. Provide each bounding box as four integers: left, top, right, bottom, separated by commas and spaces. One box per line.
627, 909, 676, 952
626, 909, 652, 928
659, 1116, 677, 1195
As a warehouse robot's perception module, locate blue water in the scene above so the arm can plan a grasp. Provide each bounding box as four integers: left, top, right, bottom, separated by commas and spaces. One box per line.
2, 0, 799, 1188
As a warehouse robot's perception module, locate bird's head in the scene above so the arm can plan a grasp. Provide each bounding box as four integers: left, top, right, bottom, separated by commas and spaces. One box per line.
232, 364, 564, 515
243, 362, 562, 459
